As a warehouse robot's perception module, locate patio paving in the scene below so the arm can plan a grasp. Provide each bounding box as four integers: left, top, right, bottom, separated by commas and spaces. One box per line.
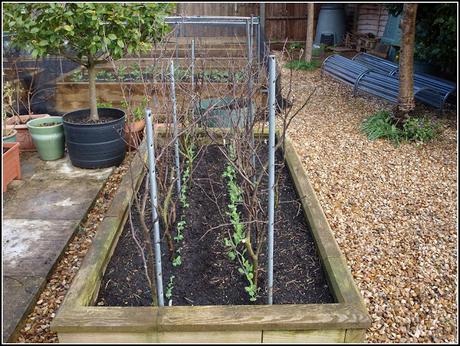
2, 152, 113, 343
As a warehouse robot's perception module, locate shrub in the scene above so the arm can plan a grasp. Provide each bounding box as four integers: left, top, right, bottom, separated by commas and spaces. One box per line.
284, 59, 320, 71
361, 110, 401, 143
288, 42, 304, 51
361, 110, 440, 145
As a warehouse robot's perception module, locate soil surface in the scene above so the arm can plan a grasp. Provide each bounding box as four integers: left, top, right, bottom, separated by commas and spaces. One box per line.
64, 114, 120, 125
36, 122, 61, 127
96, 144, 334, 306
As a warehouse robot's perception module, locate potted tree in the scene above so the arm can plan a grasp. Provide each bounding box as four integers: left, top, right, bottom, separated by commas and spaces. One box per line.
4, 3, 174, 168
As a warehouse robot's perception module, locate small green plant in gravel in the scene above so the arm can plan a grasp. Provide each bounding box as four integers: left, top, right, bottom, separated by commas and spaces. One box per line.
361, 110, 440, 145
222, 145, 258, 302
401, 116, 440, 142
284, 59, 320, 71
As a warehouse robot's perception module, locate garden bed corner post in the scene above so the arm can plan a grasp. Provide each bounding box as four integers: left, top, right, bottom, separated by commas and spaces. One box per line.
267, 54, 276, 305
145, 107, 165, 307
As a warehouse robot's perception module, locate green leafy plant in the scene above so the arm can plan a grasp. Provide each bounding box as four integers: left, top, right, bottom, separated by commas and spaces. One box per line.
414, 4, 456, 75
96, 99, 113, 108
401, 116, 440, 142
284, 59, 320, 71
174, 220, 186, 242
361, 110, 401, 143
222, 145, 258, 302
361, 110, 440, 145
96, 70, 117, 81
165, 275, 175, 300
172, 254, 182, 267
288, 42, 304, 51
4, 3, 174, 121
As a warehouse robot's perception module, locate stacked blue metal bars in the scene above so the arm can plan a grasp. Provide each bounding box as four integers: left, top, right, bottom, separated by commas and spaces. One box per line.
354, 71, 430, 104
321, 55, 431, 105
321, 54, 371, 87
352, 52, 456, 112
352, 52, 399, 75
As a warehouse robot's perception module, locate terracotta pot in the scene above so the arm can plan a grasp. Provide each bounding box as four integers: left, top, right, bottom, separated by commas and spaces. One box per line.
6, 114, 50, 151
124, 118, 145, 150
3, 142, 21, 192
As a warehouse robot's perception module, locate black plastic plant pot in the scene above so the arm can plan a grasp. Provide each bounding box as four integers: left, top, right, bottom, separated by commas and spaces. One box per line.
62, 108, 126, 169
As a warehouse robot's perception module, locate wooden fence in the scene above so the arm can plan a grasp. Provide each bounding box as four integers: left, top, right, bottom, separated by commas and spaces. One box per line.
175, 3, 316, 42
175, 3, 390, 43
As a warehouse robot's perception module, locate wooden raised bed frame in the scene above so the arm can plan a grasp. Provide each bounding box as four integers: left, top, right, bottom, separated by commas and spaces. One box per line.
53, 65, 265, 114
51, 129, 371, 343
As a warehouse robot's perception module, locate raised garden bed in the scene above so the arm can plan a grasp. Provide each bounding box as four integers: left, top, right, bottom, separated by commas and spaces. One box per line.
53, 66, 264, 114
51, 129, 370, 343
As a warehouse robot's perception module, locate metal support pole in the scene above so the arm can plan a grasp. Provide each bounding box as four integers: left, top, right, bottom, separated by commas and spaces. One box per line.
247, 17, 255, 182
169, 61, 181, 195
191, 39, 195, 92
145, 108, 165, 307
256, 21, 261, 64
175, 24, 179, 65
267, 55, 276, 305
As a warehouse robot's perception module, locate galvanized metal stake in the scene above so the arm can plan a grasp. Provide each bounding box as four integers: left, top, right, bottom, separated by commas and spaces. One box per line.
169, 61, 182, 195
247, 17, 255, 182
191, 38, 195, 92
267, 55, 276, 305
256, 20, 261, 64
145, 108, 165, 307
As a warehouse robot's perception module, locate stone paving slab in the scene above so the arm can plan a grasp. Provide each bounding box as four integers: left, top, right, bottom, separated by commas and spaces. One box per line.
3, 219, 79, 276
30, 157, 113, 181
3, 276, 45, 344
3, 179, 105, 220
2, 152, 114, 342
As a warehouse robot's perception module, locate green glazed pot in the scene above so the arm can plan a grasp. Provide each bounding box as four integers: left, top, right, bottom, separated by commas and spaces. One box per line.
3, 129, 17, 143
27, 116, 65, 160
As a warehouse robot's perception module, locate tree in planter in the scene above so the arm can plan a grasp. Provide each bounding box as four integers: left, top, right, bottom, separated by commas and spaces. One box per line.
3, 2, 174, 122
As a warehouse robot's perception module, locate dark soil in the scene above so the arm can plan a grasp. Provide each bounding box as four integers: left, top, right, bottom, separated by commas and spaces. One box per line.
64, 114, 120, 125
36, 122, 61, 127
96, 144, 335, 306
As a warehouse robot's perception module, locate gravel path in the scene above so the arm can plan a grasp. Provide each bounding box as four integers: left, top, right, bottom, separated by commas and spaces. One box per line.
278, 53, 457, 343
16, 152, 136, 343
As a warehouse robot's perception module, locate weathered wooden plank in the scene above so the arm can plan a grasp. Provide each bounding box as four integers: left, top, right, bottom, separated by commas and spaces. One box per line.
58, 331, 153, 343
53, 80, 256, 114
157, 330, 262, 343
344, 328, 366, 343
157, 304, 371, 331
52, 307, 157, 332
263, 329, 345, 343
53, 303, 370, 333
283, 137, 344, 262
323, 256, 367, 309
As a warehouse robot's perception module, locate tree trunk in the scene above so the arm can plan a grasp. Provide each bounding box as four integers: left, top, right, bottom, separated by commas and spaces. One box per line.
304, 3, 314, 62
398, 3, 418, 115
87, 62, 99, 121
